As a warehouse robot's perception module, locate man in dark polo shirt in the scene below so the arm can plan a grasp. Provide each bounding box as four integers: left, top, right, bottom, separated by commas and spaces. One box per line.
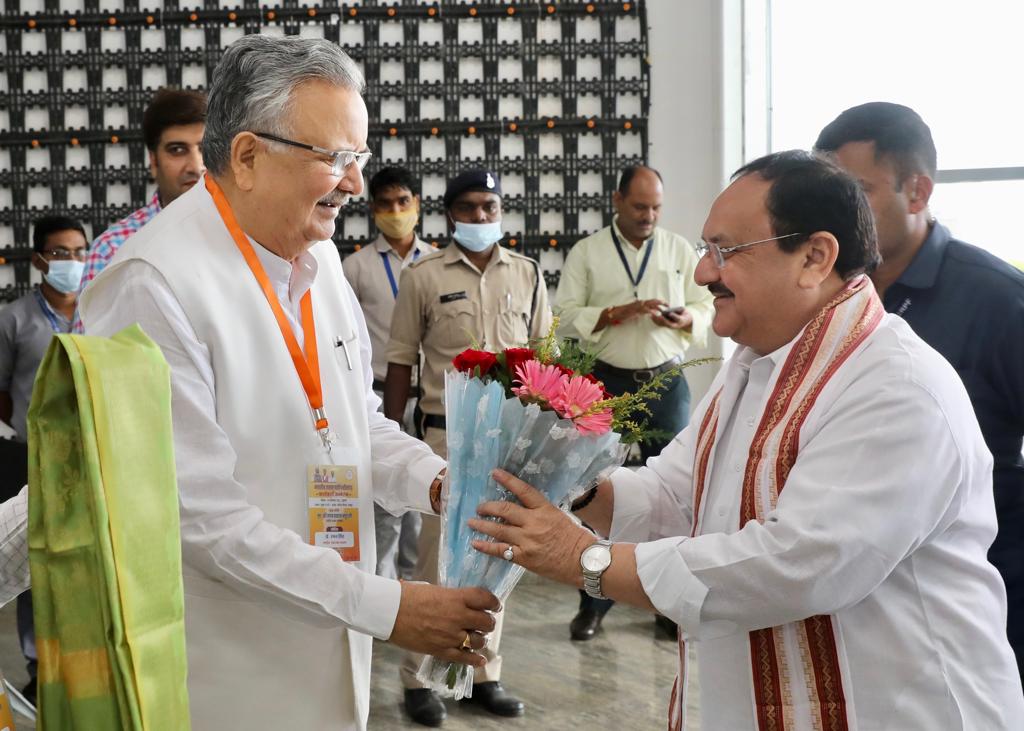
816, 102, 1024, 678
0, 213, 89, 704
1, 215, 88, 491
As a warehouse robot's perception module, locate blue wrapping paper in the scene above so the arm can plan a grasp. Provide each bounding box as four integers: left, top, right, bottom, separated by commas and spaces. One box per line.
417, 370, 627, 698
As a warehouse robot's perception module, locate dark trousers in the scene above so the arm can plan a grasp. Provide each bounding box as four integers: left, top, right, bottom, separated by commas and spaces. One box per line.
0, 437, 28, 502
18, 591, 36, 680
577, 589, 615, 616
579, 364, 692, 616
990, 469, 1024, 680
591, 361, 692, 462
0, 437, 35, 679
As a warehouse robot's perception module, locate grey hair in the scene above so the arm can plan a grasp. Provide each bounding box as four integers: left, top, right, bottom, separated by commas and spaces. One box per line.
202, 35, 365, 175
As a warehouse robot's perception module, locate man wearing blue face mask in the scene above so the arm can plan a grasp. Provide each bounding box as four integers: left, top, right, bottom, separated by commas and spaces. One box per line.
385, 169, 552, 727
0, 213, 88, 704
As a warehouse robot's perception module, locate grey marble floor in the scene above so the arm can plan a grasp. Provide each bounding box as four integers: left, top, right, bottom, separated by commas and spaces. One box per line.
0, 573, 699, 730
369, 573, 686, 730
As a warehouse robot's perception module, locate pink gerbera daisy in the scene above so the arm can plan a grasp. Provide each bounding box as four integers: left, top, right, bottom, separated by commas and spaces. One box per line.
550, 375, 606, 418
551, 375, 614, 436
512, 360, 566, 405
573, 408, 614, 436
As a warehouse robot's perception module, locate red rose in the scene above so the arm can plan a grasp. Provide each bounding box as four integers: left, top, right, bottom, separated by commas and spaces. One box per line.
452, 349, 498, 376
503, 347, 537, 381
583, 372, 613, 400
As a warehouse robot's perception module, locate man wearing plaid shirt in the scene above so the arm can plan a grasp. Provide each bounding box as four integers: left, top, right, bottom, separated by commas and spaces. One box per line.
75, 88, 206, 330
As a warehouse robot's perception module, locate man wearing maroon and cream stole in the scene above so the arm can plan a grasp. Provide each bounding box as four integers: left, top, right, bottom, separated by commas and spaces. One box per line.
469, 150, 1024, 730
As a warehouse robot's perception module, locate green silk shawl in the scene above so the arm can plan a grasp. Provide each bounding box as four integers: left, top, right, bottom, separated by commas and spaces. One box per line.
26, 325, 190, 730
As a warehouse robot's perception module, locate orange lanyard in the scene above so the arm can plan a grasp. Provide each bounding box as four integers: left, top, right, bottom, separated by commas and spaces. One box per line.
205, 176, 331, 444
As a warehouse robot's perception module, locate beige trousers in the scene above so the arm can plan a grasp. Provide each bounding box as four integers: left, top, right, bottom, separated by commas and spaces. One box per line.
399, 426, 505, 688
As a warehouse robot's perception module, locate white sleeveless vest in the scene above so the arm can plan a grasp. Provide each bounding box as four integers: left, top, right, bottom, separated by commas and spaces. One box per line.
94, 181, 378, 730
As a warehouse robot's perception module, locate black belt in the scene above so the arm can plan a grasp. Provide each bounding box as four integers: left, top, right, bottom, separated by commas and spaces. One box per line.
594, 355, 682, 383
372, 378, 386, 392
421, 413, 446, 430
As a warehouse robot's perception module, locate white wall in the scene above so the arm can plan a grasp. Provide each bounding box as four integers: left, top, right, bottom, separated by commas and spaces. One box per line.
646, 0, 742, 406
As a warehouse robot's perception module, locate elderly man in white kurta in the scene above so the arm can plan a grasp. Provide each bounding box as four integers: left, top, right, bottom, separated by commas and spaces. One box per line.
469, 151, 1024, 730
80, 36, 498, 730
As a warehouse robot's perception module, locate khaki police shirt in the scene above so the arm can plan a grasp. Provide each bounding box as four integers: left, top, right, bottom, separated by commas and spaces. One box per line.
342, 234, 434, 382
554, 217, 714, 369
387, 243, 552, 416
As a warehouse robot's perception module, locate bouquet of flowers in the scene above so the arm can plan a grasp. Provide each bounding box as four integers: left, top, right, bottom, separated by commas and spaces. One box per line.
417, 324, 691, 698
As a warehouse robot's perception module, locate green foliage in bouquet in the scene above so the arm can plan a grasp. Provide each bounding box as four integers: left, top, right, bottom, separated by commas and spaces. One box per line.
591, 357, 719, 445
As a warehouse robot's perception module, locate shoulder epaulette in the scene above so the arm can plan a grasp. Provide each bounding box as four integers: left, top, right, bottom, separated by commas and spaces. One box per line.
408, 249, 445, 268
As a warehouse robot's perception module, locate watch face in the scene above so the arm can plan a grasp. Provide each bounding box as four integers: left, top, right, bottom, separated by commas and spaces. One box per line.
581, 544, 612, 573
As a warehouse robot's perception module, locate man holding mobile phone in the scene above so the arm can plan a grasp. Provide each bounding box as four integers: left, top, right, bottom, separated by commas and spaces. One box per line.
554, 165, 714, 641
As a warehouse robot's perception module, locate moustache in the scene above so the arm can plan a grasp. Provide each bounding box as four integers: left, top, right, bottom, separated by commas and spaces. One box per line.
318, 193, 350, 208
709, 283, 733, 297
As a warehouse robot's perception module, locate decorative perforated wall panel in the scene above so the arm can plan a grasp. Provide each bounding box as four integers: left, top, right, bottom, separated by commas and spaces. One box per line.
0, 0, 650, 302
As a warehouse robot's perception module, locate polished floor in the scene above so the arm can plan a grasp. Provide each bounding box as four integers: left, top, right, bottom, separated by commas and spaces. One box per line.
0, 573, 699, 730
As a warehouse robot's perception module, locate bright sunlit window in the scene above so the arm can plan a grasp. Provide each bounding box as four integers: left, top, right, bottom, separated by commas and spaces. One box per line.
756, 0, 1024, 266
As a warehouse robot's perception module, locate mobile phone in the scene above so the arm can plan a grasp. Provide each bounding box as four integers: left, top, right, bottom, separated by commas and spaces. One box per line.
660, 306, 686, 317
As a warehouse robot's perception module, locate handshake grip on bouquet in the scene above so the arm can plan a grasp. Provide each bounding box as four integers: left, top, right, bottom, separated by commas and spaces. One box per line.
389, 581, 499, 667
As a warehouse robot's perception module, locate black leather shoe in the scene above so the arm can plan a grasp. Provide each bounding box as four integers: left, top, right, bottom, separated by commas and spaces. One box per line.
404, 688, 446, 727
21, 676, 37, 707
570, 607, 604, 641
654, 613, 678, 640
462, 681, 525, 717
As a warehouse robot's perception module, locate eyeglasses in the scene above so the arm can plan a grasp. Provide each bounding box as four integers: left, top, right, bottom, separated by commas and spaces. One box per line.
254, 132, 372, 176
693, 232, 805, 268
42, 248, 88, 261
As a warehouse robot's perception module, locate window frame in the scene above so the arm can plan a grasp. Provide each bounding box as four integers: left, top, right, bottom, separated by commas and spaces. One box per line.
741, 0, 1024, 190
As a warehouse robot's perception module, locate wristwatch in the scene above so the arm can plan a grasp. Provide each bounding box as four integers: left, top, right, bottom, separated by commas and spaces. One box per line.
580, 540, 614, 600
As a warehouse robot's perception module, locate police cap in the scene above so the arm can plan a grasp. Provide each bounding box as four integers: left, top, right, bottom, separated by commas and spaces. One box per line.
443, 169, 502, 210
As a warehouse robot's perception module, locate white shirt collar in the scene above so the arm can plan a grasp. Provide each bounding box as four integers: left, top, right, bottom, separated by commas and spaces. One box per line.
731, 333, 798, 379
249, 237, 319, 306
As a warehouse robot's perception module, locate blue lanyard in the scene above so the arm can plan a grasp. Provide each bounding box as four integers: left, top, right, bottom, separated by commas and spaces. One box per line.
34, 289, 69, 333
380, 247, 420, 299
610, 225, 654, 299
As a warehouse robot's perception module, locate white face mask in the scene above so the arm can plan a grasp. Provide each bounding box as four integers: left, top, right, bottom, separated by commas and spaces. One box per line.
452, 220, 503, 252
43, 260, 86, 294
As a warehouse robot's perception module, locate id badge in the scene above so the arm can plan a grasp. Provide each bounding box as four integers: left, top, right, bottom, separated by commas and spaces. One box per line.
307, 464, 360, 562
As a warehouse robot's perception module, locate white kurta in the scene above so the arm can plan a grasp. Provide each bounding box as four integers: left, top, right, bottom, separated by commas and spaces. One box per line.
610, 314, 1024, 729
80, 179, 445, 730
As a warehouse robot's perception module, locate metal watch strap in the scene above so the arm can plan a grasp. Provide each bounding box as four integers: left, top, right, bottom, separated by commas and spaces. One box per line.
582, 539, 613, 600
583, 573, 606, 600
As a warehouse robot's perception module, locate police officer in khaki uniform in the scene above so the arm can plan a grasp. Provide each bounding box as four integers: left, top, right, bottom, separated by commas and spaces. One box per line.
385, 170, 551, 727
